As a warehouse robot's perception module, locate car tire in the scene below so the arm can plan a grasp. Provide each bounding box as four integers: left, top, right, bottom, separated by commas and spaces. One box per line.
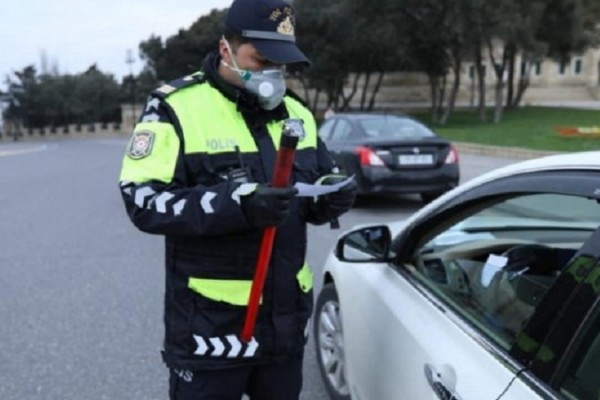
314, 283, 351, 400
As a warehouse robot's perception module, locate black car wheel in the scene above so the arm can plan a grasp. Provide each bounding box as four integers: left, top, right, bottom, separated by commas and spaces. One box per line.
314, 283, 351, 400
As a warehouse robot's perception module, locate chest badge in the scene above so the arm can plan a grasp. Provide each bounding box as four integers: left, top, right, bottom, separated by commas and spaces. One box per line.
127, 130, 155, 159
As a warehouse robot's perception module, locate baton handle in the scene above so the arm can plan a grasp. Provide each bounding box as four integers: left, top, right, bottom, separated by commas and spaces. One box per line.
241, 134, 300, 343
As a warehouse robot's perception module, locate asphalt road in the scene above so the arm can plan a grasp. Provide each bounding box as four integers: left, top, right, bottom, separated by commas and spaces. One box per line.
0, 139, 517, 400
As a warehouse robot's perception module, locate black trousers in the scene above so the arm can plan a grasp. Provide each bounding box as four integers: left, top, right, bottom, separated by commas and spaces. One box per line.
169, 355, 303, 400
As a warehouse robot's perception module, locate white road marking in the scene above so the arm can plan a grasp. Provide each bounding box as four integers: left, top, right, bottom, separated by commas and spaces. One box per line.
0, 144, 50, 158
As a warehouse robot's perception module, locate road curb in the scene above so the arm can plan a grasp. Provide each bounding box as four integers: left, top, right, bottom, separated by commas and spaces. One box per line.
455, 142, 562, 160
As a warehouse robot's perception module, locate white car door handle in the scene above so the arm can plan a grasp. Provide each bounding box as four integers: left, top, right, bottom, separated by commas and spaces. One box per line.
424, 364, 462, 400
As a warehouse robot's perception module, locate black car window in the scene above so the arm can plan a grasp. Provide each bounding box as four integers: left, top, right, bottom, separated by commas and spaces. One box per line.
330, 119, 353, 141
408, 193, 600, 351
358, 116, 435, 139
556, 302, 600, 399
318, 119, 336, 141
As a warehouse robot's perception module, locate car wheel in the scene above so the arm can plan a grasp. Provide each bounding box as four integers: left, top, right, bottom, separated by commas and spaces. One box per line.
314, 283, 351, 400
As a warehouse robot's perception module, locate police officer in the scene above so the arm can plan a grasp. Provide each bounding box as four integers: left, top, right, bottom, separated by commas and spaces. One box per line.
118, 0, 356, 398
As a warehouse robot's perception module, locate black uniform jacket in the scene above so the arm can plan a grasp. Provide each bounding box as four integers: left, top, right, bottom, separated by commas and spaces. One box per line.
119, 51, 337, 370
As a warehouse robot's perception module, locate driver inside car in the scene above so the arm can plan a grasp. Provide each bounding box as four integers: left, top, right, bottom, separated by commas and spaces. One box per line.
478, 244, 577, 338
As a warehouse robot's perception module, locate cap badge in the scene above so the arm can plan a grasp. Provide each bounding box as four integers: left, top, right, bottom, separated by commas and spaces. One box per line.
269, 6, 292, 21
277, 16, 295, 36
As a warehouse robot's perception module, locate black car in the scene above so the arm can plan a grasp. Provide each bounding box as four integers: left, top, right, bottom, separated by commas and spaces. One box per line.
319, 113, 460, 202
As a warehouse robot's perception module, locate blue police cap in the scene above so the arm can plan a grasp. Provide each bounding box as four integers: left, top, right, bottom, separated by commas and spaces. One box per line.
225, 0, 310, 65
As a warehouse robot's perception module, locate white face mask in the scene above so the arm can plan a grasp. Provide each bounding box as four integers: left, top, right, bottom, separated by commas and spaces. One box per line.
222, 39, 287, 110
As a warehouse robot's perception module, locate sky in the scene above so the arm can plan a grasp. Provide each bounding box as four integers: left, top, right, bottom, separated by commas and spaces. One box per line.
0, 0, 231, 87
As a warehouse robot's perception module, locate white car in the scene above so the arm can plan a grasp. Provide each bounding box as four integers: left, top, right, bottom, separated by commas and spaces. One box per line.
314, 151, 600, 400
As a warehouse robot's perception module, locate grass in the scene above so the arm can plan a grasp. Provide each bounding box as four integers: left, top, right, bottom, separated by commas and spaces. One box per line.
411, 107, 600, 152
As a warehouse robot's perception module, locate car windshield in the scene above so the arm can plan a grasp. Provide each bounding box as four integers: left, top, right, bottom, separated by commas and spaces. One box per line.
358, 116, 435, 139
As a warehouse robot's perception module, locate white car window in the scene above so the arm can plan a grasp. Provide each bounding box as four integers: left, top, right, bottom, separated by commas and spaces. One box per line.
411, 193, 600, 350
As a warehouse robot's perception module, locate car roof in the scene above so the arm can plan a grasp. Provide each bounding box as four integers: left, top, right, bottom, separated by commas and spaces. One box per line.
462, 151, 600, 190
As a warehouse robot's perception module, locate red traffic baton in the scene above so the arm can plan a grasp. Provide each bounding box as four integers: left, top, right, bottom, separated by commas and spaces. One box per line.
241, 119, 305, 343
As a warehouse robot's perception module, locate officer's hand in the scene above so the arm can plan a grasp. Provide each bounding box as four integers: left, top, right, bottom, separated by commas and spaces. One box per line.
241, 184, 298, 228
317, 175, 357, 217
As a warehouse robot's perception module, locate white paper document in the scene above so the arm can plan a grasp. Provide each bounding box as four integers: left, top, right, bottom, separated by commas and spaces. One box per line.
294, 176, 355, 197
480, 254, 508, 287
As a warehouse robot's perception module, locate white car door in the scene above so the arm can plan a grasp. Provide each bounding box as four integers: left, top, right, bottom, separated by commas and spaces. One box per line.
336, 260, 525, 400
333, 178, 600, 400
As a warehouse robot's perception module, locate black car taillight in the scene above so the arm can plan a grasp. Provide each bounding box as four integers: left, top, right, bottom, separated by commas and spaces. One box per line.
355, 146, 385, 166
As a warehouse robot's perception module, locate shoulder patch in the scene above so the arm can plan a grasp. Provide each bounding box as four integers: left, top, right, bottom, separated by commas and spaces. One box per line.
152, 72, 206, 98
127, 130, 155, 159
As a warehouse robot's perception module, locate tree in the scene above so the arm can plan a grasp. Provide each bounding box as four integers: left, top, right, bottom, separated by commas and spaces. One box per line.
344, 0, 407, 111
294, 0, 407, 112
4, 66, 41, 130
121, 69, 158, 106
134, 0, 600, 123
293, 0, 352, 111
73, 65, 121, 127
393, 0, 452, 123
481, 0, 600, 121
139, 9, 226, 82
3, 63, 122, 133
139, 35, 166, 79
38, 74, 65, 130
537, 0, 600, 62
